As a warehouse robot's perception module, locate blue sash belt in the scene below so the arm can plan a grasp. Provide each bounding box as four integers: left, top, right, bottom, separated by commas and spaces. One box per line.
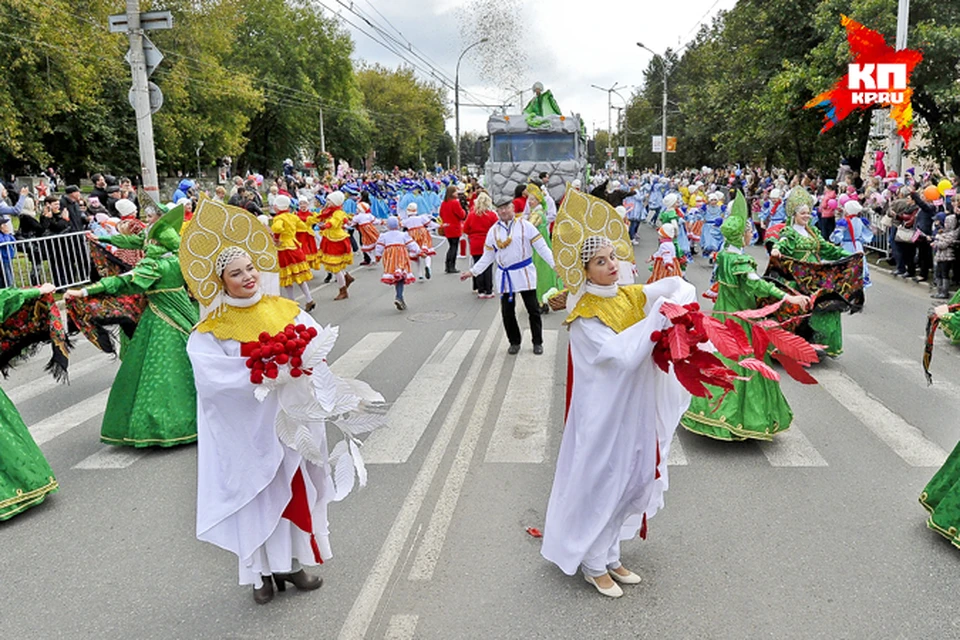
498, 257, 533, 301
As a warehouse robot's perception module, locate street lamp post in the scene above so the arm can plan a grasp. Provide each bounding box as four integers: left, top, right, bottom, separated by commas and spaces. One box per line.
637, 42, 668, 173
590, 82, 621, 170
455, 37, 488, 172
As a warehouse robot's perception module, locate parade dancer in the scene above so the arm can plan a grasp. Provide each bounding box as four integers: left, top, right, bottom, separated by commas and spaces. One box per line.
270, 195, 316, 311
701, 192, 727, 263
829, 200, 875, 288
318, 191, 355, 301
680, 193, 810, 441
295, 198, 322, 271
181, 197, 385, 604
402, 203, 436, 280
351, 201, 380, 266
525, 183, 563, 309
64, 205, 199, 447
0, 283, 60, 519
647, 223, 684, 283
542, 187, 696, 598
375, 217, 420, 311
460, 194, 556, 355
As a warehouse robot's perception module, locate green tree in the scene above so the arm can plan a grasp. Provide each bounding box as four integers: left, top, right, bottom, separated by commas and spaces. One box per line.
356, 64, 449, 169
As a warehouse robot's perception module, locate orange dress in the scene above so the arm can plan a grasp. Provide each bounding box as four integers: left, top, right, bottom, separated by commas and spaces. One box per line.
375, 230, 420, 285
647, 241, 684, 283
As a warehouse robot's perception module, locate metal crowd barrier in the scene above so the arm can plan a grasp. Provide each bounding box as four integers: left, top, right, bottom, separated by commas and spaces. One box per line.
0, 231, 92, 290
863, 210, 890, 257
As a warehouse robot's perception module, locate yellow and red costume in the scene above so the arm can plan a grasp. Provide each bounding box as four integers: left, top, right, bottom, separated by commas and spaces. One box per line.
271, 200, 313, 287
296, 206, 323, 270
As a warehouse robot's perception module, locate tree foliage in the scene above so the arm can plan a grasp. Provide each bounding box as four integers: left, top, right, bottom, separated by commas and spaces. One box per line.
626, 0, 960, 174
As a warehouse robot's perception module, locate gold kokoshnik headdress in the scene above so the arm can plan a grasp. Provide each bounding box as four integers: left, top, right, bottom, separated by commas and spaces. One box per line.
552, 185, 634, 294
180, 195, 281, 320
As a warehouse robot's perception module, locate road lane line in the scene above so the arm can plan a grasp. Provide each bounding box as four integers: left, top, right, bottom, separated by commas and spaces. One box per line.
846, 333, 960, 395
757, 427, 828, 467
816, 369, 946, 467
29, 389, 110, 446
6, 352, 113, 405
666, 431, 688, 466
383, 615, 419, 640
73, 446, 146, 469
362, 330, 479, 464
337, 317, 499, 640
329, 331, 402, 379
409, 334, 507, 581
484, 330, 557, 463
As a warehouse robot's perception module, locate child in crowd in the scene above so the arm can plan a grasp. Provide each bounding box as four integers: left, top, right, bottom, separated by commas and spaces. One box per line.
931, 209, 958, 299
375, 216, 420, 310
0, 217, 16, 287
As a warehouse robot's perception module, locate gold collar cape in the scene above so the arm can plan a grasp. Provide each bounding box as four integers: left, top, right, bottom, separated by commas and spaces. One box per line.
195, 295, 300, 343
565, 285, 647, 334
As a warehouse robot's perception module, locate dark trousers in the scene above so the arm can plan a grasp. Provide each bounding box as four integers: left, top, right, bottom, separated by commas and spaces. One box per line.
819, 216, 836, 240
628, 219, 641, 239
500, 288, 542, 346
916, 237, 933, 279
896, 240, 916, 276
472, 254, 493, 294
445, 237, 459, 272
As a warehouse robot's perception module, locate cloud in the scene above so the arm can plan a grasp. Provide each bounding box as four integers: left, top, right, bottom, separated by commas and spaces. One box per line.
331, 0, 737, 139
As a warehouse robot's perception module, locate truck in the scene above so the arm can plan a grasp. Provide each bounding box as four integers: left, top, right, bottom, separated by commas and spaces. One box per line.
484, 112, 587, 206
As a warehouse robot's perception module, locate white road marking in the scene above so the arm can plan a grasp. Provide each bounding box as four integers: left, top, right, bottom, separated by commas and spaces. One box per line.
666, 431, 688, 466
409, 335, 507, 581
73, 446, 146, 469
363, 330, 479, 464
29, 389, 110, 446
329, 331, 401, 379
383, 615, 419, 640
816, 369, 946, 467
756, 427, 828, 467
337, 318, 499, 640
6, 352, 113, 404
484, 330, 558, 463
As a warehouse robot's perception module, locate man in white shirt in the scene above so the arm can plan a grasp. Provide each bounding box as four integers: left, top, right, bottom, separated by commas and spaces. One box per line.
461, 195, 556, 355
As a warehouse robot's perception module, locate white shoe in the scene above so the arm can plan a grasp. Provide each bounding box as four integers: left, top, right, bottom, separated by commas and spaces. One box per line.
609, 568, 642, 585
584, 574, 623, 598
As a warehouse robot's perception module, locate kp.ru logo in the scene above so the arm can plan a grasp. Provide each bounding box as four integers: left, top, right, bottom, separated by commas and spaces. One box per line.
805, 15, 922, 146
848, 63, 907, 104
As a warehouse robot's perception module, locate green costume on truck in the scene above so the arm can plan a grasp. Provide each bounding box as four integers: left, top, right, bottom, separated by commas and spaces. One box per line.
83, 205, 199, 447
0, 287, 58, 520
680, 192, 793, 441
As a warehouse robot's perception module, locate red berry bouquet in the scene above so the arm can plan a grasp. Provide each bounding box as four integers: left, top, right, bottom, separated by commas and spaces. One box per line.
241, 323, 387, 501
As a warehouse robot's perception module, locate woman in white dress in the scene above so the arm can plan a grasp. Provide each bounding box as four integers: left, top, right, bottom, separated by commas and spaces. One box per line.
541, 188, 695, 598
181, 198, 383, 604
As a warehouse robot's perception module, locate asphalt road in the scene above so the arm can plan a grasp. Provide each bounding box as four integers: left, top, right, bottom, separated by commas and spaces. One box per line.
3, 225, 960, 639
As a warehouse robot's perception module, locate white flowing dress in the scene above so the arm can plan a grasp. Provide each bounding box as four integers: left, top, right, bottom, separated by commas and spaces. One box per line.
188, 310, 334, 588
541, 277, 695, 575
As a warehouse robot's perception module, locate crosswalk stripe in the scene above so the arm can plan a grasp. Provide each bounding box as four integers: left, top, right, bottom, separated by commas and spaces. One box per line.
409, 334, 508, 581
484, 330, 558, 463
816, 369, 946, 467
329, 331, 401, 379
363, 330, 480, 464
29, 389, 110, 446
73, 446, 145, 469
383, 615, 419, 640
6, 353, 114, 405
756, 427, 828, 467
666, 432, 688, 466
847, 333, 960, 396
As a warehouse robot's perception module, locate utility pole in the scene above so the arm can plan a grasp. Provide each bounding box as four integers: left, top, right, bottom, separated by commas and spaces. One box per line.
888, 0, 910, 175
455, 37, 488, 173
319, 107, 326, 154
661, 66, 668, 173
126, 0, 158, 199
591, 83, 621, 170
109, 3, 171, 202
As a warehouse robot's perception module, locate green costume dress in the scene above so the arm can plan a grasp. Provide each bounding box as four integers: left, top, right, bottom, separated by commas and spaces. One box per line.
84, 207, 199, 447
522, 89, 562, 128
919, 289, 960, 545
529, 203, 562, 304
773, 225, 849, 356
0, 288, 58, 520
680, 246, 793, 440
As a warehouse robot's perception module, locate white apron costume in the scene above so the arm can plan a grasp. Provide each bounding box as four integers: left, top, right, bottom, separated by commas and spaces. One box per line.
470, 218, 554, 296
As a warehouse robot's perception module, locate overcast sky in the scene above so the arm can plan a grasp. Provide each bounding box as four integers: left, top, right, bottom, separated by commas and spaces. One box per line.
325, 0, 738, 138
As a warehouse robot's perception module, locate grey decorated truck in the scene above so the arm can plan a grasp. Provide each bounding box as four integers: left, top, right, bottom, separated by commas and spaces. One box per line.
484, 113, 587, 206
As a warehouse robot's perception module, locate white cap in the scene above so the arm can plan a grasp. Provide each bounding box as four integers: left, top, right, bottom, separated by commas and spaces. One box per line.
708, 192, 721, 202
663, 193, 679, 209
274, 195, 291, 212
770, 189, 782, 200
326, 191, 345, 207
115, 199, 137, 217
406, 202, 418, 213
843, 200, 863, 216
571, 179, 582, 189
615, 205, 627, 217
